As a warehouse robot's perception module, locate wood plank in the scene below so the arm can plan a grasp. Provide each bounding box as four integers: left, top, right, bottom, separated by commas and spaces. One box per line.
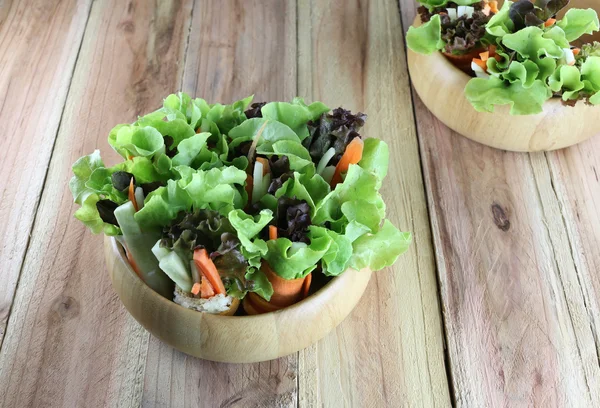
0, 1, 193, 407
398, 1, 600, 406
297, 0, 451, 406
140, 1, 300, 407
0, 0, 92, 344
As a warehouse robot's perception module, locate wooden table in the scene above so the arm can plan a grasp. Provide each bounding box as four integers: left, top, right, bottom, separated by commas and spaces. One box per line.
1, 0, 599, 406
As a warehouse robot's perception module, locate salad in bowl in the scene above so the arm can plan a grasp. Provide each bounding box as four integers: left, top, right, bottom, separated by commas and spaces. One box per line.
407, 0, 600, 115
70, 93, 411, 316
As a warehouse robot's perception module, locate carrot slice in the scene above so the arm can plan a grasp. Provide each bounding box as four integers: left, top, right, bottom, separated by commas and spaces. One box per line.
545, 18, 556, 27
489, 1, 498, 13
330, 138, 364, 187
199, 277, 215, 298
262, 262, 305, 307
191, 282, 202, 296
479, 51, 490, 62
193, 249, 226, 295
472, 58, 487, 71
128, 178, 138, 212
302, 273, 312, 299
573, 48, 581, 56
256, 157, 270, 175
269, 225, 278, 240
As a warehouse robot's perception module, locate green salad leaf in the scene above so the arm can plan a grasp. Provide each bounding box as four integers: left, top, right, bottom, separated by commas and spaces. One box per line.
406, 14, 444, 55
557, 8, 600, 42
349, 220, 412, 271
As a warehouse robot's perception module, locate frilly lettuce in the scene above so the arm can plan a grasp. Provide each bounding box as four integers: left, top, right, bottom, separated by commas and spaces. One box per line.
406, 15, 444, 55
557, 8, 600, 42
417, 0, 479, 10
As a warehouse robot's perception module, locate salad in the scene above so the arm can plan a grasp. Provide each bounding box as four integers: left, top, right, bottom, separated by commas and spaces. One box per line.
69, 93, 411, 315
407, 0, 600, 114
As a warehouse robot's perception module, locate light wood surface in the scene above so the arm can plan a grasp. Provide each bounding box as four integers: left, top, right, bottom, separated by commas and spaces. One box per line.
407, 0, 600, 152
0, 0, 599, 406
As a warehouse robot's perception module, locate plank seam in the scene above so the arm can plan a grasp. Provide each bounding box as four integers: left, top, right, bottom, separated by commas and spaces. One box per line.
527, 153, 595, 401
394, 0, 456, 406
179, 0, 195, 92
543, 152, 600, 369
0, 0, 95, 355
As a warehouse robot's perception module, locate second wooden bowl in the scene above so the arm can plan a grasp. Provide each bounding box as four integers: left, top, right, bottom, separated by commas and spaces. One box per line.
407, 0, 600, 152
104, 237, 372, 363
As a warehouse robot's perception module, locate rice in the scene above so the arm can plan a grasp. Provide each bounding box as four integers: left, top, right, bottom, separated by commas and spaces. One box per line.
173, 286, 234, 314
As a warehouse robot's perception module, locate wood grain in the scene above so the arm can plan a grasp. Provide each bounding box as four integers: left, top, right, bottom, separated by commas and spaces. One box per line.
140, 1, 301, 407
297, 0, 450, 407
0, 0, 93, 344
400, 0, 600, 406
0, 1, 193, 406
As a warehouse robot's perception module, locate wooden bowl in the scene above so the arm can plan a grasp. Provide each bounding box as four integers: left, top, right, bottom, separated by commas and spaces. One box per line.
104, 237, 372, 363
407, 0, 600, 152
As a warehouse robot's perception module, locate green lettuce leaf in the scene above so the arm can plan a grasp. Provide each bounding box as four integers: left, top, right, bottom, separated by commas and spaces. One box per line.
501, 26, 564, 61
349, 220, 412, 271
406, 15, 444, 55
417, 0, 479, 10
134, 179, 193, 228
464, 76, 551, 115
486, 1, 515, 37
312, 227, 353, 276
359, 138, 389, 184
557, 8, 600, 42
549, 64, 585, 100
108, 125, 166, 159
263, 226, 334, 279
260, 98, 330, 140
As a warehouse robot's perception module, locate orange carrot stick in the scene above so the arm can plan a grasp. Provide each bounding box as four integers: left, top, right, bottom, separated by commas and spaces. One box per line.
128, 178, 138, 212
472, 58, 487, 71
191, 283, 201, 296
199, 277, 215, 298
261, 262, 305, 307
545, 18, 556, 27
302, 273, 312, 299
256, 157, 270, 175
269, 225, 278, 240
489, 1, 498, 13
330, 138, 364, 187
193, 249, 226, 295
573, 48, 581, 56
479, 51, 490, 62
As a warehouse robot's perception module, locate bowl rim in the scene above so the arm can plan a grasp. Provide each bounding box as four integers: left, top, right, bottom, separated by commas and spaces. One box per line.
108, 236, 366, 320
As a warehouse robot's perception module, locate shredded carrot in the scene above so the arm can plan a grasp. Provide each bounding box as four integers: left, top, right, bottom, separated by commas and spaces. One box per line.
269, 225, 278, 240
262, 262, 305, 307
245, 174, 253, 202
193, 249, 226, 295
489, 1, 498, 13
330, 138, 364, 187
573, 48, 581, 56
545, 18, 556, 27
472, 58, 488, 71
482, 4, 491, 16
199, 277, 215, 298
302, 273, 312, 299
128, 178, 138, 212
191, 282, 201, 296
479, 51, 490, 62
256, 157, 270, 176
